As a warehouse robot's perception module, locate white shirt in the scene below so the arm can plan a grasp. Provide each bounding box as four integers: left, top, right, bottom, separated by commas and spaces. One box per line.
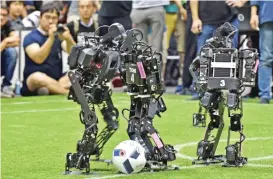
132, 0, 169, 9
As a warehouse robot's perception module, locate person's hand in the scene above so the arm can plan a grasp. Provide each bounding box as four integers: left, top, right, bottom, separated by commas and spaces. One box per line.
58, 26, 73, 41
180, 8, 187, 21
4, 36, 20, 47
250, 14, 259, 30
93, 0, 101, 10
48, 24, 57, 39
191, 18, 202, 34
226, 0, 245, 8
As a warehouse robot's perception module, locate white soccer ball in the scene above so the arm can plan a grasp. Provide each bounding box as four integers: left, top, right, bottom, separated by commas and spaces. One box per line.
112, 140, 146, 174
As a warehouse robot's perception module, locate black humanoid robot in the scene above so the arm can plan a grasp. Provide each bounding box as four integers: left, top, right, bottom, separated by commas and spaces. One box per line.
64, 23, 176, 174
190, 22, 258, 167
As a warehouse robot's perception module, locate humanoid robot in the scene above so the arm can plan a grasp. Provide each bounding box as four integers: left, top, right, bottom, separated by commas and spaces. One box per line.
64, 23, 176, 174
190, 22, 258, 167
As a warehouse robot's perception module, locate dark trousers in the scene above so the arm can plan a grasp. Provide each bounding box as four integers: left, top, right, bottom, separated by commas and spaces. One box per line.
182, 11, 197, 88
1, 47, 17, 88
98, 16, 132, 36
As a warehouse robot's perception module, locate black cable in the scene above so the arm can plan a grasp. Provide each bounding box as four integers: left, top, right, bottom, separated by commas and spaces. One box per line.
130, 28, 143, 41
226, 29, 238, 48
121, 108, 130, 121
121, 108, 135, 121
79, 110, 85, 124
93, 25, 110, 40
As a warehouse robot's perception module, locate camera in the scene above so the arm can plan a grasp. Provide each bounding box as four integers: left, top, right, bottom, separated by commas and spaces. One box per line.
57, 24, 66, 34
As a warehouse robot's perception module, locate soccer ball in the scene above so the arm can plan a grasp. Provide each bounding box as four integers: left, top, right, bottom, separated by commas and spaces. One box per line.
112, 140, 146, 174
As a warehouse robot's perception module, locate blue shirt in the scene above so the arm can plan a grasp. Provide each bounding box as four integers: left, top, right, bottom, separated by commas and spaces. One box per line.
250, 1, 273, 25
23, 29, 63, 82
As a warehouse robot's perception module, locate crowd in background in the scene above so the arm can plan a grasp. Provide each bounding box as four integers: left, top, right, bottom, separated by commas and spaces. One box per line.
1, 0, 273, 104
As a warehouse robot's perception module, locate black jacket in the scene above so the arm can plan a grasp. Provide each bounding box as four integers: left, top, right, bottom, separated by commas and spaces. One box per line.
99, 1, 132, 17
198, 1, 238, 25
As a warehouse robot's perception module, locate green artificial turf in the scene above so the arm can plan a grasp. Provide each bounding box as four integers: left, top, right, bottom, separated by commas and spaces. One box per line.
1, 93, 273, 179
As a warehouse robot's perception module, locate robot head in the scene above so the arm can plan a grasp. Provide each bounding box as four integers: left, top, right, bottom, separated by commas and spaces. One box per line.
206, 22, 237, 48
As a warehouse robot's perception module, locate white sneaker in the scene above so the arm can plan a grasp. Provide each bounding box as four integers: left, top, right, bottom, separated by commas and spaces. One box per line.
1, 91, 12, 98
2, 86, 15, 97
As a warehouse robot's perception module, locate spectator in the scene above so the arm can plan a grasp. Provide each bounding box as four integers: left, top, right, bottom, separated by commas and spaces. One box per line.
22, 10, 40, 28
7, 0, 27, 30
178, 1, 197, 95
191, 0, 248, 52
66, 1, 80, 23
42, 0, 71, 24
21, 2, 75, 96
131, 0, 169, 81
164, 0, 187, 92
98, 0, 132, 36
189, 0, 247, 99
250, 1, 273, 104
131, 0, 168, 53
1, 5, 20, 98
66, 0, 98, 44
24, 0, 43, 14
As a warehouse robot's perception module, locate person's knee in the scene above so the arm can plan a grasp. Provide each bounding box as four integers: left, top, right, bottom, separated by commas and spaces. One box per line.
4, 47, 17, 64
26, 72, 49, 90
58, 75, 71, 88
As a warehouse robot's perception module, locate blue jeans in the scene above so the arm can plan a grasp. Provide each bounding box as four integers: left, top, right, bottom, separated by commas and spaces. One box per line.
197, 17, 240, 53
1, 47, 17, 88
258, 22, 273, 100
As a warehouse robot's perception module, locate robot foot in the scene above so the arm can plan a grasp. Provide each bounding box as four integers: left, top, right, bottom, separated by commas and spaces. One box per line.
192, 155, 225, 165
222, 157, 247, 167
65, 153, 90, 174
144, 161, 180, 172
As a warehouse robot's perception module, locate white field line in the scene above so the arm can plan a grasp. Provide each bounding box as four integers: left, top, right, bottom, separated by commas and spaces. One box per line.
248, 156, 273, 161
85, 137, 273, 179
2, 99, 69, 105
171, 99, 273, 107
1, 102, 130, 114
246, 163, 273, 168
1, 107, 79, 114
174, 137, 273, 161
2, 97, 271, 107
85, 163, 273, 179
1, 99, 129, 106
85, 165, 205, 179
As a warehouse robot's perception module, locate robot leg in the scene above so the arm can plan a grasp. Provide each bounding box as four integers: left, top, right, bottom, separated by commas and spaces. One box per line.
65, 119, 98, 174
94, 89, 119, 159
193, 91, 225, 165
223, 93, 247, 167
193, 101, 207, 127
126, 97, 155, 158
127, 97, 176, 170
65, 71, 99, 174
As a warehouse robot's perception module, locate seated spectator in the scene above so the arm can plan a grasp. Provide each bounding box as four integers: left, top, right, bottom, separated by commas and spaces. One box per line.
1, 5, 20, 98
7, 0, 27, 30
42, 0, 70, 24
24, 0, 43, 14
66, 0, 98, 44
22, 10, 40, 28
21, 2, 75, 96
